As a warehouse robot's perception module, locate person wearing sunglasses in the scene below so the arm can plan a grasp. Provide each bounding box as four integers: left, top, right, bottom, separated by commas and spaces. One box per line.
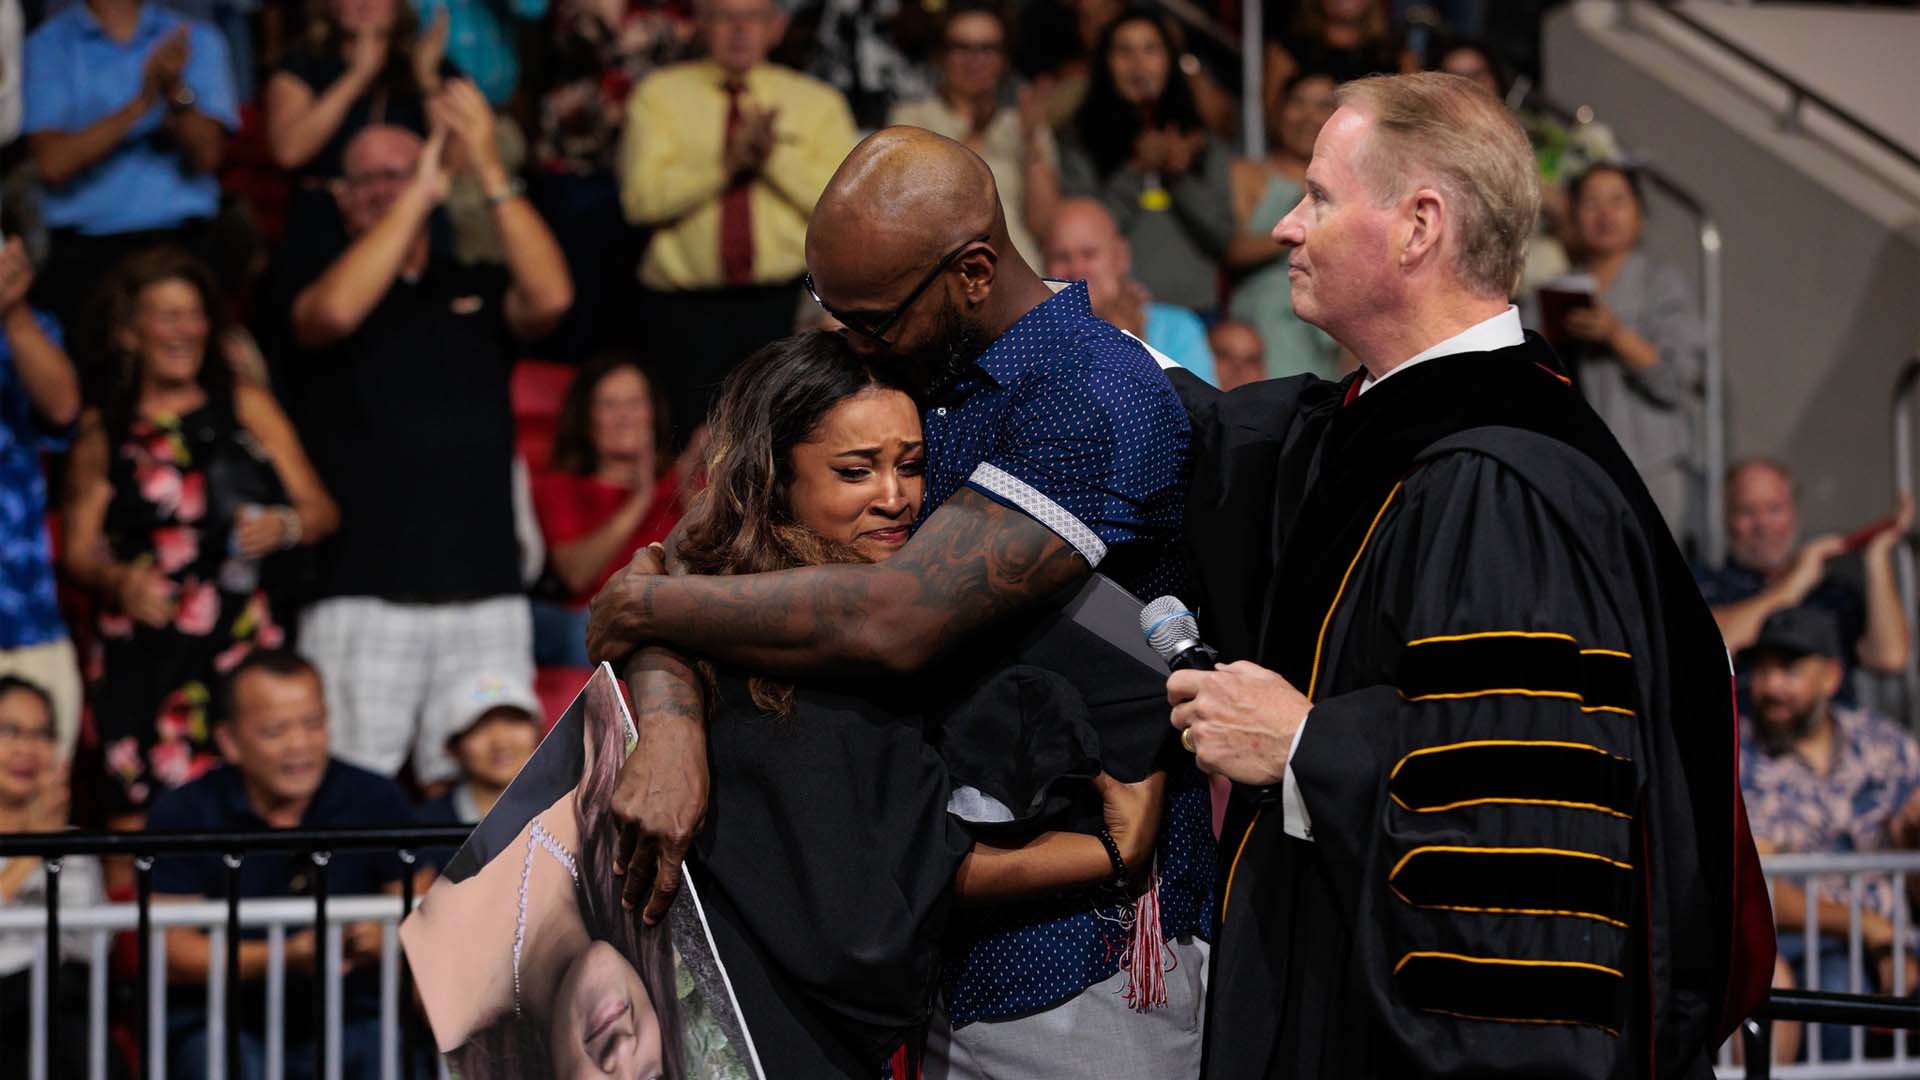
588, 125, 1212, 1080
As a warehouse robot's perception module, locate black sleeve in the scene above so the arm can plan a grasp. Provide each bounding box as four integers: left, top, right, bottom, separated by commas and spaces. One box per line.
1292, 450, 1648, 1078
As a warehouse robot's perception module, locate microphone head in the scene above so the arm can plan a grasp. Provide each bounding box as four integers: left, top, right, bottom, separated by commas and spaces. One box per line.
1141, 595, 1202, 663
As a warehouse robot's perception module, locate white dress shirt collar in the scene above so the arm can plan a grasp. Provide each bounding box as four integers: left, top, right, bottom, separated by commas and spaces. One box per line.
1356, 305, 1524, 397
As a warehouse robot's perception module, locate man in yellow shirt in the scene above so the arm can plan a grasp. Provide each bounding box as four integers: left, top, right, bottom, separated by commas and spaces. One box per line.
619, 0, 857, 438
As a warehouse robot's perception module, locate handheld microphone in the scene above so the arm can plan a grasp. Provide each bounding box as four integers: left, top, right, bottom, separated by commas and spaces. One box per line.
1140, 595, 1219, 672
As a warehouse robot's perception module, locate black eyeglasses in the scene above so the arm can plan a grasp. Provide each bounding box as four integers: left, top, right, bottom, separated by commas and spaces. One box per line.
805, 233, 991, 343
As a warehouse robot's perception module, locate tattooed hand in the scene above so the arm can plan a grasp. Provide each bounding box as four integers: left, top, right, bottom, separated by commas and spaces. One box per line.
587, 543, 668, 667
611, 645, 709, 924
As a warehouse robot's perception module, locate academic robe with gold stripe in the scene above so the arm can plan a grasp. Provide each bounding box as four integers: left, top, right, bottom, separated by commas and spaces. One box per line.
1170, 337, 1774, 1079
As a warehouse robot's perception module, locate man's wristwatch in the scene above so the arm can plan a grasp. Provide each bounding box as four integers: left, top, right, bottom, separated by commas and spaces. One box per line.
485, 177, 526, 208
168, 85, 196, 113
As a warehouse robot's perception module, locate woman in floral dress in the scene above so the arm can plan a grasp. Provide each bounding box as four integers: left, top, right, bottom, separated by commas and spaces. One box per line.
61, 249, 338, 823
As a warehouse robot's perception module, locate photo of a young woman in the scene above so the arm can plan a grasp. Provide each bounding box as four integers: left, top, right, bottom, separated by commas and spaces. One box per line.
401, 669, 719, 1079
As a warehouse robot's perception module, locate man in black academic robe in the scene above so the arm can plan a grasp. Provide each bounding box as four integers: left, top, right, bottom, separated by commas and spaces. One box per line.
1164, 73, 1775, 1079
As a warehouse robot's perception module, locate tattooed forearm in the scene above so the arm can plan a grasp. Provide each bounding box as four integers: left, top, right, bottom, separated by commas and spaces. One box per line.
623, 645, 705, 728
612, 487, 1090, 676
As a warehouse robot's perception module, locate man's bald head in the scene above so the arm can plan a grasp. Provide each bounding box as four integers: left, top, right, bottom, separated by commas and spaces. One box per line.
1049, 198, 1122, 246
1043, 197, 1129, 309
802, 127, 1051, 393
337, 125, 425, 238
342, 124, 422, 179
1727, 457, 1800, 572
1209, 319, 1265, 391
808, 127, 1008, 296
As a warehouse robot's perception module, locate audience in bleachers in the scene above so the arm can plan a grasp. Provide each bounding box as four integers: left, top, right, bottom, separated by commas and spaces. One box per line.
283, 102, 567, 787
1060, 7, 1230, 317
1044, 196, 1214, 382
149, 648, 419, 1080
530, 0, 691, 361
62, 248, 335, 822
1698, 458, 1913, 707
531, 351, 686, 666
1225, 67, 1338, 379
1740, 607, 1920, 1057
888, 2, 1060, 264
0, 238, 83, 760
619, 0, 855, 442
1207, 317, 1265, 391
0, 675, 102, 1080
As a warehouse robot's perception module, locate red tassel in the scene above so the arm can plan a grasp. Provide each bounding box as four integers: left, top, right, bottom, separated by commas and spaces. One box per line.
1122, 863, 1170, 1011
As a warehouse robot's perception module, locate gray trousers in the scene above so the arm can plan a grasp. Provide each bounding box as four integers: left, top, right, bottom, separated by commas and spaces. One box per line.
924, 937, 1209, 1079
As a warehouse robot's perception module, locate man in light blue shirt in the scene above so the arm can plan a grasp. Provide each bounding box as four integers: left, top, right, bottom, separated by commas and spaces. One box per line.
23, 0, 236, 331
1043, 197, 1218, 385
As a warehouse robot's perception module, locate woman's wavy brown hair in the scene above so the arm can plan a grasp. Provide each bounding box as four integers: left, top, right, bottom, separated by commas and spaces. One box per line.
676, 331, 919, 716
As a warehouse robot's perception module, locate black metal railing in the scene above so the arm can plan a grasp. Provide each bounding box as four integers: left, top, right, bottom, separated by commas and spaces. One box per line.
0, 825, 470, 1080
1741, 990, 1920, 1078
1646, 0, 1920, 176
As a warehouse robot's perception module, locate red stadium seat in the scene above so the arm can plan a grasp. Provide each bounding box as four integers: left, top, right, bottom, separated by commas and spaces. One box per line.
512, 360, 576, 471
535, 665, 596, 732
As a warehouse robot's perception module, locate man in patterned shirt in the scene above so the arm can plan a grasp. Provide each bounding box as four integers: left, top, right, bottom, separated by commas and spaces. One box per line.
588, 126, 1212, 1077
1742, 606, 1920, 1056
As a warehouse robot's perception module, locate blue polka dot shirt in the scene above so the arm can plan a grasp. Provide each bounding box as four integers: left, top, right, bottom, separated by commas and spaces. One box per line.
917, 280, 1216, 1025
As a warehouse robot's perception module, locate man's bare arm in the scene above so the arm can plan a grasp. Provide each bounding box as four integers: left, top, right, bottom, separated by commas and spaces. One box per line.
587, 486, 1089, 675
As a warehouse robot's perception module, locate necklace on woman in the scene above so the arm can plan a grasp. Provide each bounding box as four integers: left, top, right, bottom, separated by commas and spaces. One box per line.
513, 817, 581, 1017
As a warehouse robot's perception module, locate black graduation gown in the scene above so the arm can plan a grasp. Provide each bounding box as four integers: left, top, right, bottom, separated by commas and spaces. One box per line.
1172, 338, 1774, 1079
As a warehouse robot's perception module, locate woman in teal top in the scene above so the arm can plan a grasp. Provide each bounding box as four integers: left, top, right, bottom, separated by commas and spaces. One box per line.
1225, 70, 1341, 380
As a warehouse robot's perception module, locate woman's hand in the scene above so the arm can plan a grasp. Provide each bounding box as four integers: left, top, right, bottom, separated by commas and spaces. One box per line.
1132, 128, 1171, 173
1563, 300, 1622, 345
1094, 770, 1167, 875
1162, 129, 1205, 176
232, 505, 294, 559
118, 562, 175, 627
346, 28, 388, 85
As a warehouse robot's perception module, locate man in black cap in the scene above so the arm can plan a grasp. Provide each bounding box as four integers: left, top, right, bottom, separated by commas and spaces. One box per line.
1741, 606, 1920, 1056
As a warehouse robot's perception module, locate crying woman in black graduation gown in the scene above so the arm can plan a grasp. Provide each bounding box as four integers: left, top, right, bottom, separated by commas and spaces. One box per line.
646, 332, 1169, 1078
